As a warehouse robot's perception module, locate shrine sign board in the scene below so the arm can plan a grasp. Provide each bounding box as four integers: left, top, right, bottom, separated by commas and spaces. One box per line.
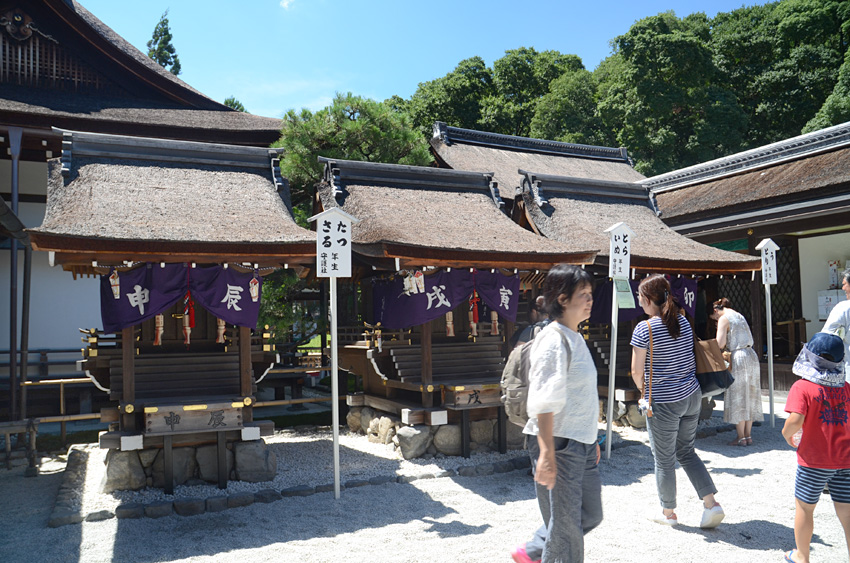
604, 222, 635, 280
311, 207, 358, 278
144, 402, 243, 435
756, 238, 779, 285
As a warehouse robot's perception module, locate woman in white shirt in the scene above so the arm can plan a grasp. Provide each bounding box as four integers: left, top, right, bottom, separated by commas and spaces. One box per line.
822, 267, 850, 382
512, 264, 600, 563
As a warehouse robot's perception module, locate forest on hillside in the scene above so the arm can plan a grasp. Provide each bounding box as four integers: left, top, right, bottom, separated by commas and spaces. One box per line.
277, 0, 850, 197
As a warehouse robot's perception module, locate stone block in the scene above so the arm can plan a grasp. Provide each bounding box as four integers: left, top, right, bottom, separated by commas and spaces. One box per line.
360, 407, 376, 435
343, 479, 369, 488
346, 408, 362, 433
624, 403, 647, 429
281, 485, 315, 497
504, 422, 526, 450
101, 449, 147, 493
144, 501, 173, 519
196, 444, 234, 483
396, 425, 432, 460
48, 510, 83, 528
255, 489, 282, 503
511, 456, 531, 470
475, 463, 495, 476
138, 449, 158, 468
85, 510, 115, 522
368, 475, 395, 485
456, 466, 477, 477
115, 503, 144, 519
494, 461, 515, 473
434, 469, 456, 478
151, 448, 197, 489
206, 496, 228, 512
433, 424, 462, 456
174, 498, 205, 517
315, 483, 344, 493
227, 492, 255, 508
470, 420, 495, 447
234, 440, 277, 483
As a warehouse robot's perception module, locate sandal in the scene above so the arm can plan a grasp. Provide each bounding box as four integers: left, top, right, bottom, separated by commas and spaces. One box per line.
745, 437, 753, 446
728, 438, 747, 446
784, 549, 798, 562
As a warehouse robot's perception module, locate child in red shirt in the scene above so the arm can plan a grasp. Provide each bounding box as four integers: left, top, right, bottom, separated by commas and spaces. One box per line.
782, 332, 850, 563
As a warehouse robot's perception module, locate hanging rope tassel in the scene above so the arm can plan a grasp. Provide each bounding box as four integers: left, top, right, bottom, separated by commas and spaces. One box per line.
182, 290, 195, 347
153, 314, 164, 346
216, 318, 226, 344
469, 290, 480, 337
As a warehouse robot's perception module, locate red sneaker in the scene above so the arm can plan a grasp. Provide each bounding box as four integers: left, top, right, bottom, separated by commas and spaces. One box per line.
511, 545, 540, 563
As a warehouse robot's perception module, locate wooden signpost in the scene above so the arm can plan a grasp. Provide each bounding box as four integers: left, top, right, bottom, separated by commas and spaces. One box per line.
603, 222, 635, 460
309, 207, 359, 499
756, 238, 779, 427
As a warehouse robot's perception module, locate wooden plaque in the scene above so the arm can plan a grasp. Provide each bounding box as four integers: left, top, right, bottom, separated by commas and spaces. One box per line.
145, 407, 242, 435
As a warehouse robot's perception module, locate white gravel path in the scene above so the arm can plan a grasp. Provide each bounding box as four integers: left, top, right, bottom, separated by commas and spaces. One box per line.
2, 398, 849, 563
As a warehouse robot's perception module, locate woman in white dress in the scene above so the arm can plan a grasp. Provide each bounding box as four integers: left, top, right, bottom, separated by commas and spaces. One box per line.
711, 298, 763, 446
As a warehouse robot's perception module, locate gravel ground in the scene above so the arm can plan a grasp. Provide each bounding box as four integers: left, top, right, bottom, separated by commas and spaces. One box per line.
2, 397, 849, 563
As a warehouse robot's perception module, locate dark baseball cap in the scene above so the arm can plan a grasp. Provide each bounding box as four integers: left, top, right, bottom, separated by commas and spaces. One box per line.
808, 332, 845, 363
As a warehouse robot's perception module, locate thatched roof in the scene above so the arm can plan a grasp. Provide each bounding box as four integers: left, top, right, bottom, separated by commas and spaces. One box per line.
645, 122, 850, 235
316, 158, 596, 270
28, 130, 314, 266
430, 122, 645, 195
1, 1, 282, 146
520, 171, 760, 274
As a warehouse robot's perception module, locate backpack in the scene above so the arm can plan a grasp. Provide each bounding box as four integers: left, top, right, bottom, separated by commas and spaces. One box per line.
500, 323, 570, 427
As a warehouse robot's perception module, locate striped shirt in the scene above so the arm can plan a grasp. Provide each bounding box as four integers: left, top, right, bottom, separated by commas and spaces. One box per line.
630, 315, 700, 404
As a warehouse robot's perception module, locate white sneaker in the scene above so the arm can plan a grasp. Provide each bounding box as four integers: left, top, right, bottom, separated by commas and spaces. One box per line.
648, 510, 678, 526
699, 503, 725, 529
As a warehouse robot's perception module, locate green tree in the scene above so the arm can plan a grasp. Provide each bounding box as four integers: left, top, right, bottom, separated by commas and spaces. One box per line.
224, 96, 246, 112
529, 69, 604, 145
598, 11, 745, 174
274, 92, 433, 207
407, 56, 493, 135
479, 47, 583, 137
805, 47, 850, 131
147, 10, 181, 76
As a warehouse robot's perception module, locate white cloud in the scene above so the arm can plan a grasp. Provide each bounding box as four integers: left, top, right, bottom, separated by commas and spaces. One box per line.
279, 0, 295, 9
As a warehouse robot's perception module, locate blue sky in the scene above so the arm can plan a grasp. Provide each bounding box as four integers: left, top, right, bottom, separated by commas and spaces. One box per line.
79, 0, 765, 119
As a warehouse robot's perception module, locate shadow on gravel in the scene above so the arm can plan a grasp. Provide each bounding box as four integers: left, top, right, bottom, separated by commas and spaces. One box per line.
421, 516, 490, 538
671, 519, 827, 552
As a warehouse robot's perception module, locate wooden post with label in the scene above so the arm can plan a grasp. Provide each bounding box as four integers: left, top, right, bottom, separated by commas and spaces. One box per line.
309, 207, 359, 500
756, 238, 779, 428
603, 222, 635, 460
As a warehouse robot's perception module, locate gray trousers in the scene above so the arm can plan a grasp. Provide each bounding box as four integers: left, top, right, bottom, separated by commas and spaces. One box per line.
526, 437, 602, 563
646, 389, 717, 510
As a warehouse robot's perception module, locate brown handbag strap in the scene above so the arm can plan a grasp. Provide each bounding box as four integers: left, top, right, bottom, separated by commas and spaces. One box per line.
646, 320, 653, 405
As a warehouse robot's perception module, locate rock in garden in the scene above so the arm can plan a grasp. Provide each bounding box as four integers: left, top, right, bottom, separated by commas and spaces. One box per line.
196, 444, 234, 483
396, 425, 432, 459
471, 420, 495, 448
234, 440, 277, 483
151, 447, 197, 489
624, 403, 647, 428
433, 425, 461, 456
346, 408, 362, 433
101, 450, 146, 493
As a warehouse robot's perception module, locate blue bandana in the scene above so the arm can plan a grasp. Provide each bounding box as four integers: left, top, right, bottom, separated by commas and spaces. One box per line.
792, 345, 845, 388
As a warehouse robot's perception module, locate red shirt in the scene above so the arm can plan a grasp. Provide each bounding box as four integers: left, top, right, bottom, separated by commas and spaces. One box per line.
785, 380, 850, 469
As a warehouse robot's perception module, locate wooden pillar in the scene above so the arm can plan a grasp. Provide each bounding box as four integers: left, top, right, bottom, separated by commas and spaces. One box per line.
121, 326, 136, 432
421, 321, 433, 408
239, 326, 253, 423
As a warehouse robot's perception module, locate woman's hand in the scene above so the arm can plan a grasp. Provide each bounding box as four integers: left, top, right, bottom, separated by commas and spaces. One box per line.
535, 449, 557, 490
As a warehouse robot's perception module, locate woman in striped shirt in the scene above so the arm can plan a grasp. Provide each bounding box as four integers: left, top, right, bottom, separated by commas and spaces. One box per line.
630, 274, 725, 529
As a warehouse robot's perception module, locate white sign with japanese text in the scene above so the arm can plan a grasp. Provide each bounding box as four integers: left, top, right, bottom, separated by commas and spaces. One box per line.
756, 238, 779, 286
309, 208, 359, 278
604, 222, 635, 280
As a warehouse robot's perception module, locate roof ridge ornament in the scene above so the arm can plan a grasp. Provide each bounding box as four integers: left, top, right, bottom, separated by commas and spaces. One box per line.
433, 122, 631, 162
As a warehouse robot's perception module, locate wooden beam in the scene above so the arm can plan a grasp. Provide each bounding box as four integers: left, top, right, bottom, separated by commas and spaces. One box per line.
420, 321, 433, 408
121, 326, 136, 432
239, 326, 253, 423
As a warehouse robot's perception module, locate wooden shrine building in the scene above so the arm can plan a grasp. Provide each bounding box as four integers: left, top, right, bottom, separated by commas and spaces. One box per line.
430, 123, 760, 402
644, 121, 850, 388
319, 157, 596, 452
26, 130, 314, 491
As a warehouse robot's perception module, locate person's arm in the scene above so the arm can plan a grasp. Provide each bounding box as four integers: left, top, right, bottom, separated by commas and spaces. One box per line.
631, 346, 646, 395
535, 412, 557, 490
782, 412, 805, 448
715, 315, 729, 349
